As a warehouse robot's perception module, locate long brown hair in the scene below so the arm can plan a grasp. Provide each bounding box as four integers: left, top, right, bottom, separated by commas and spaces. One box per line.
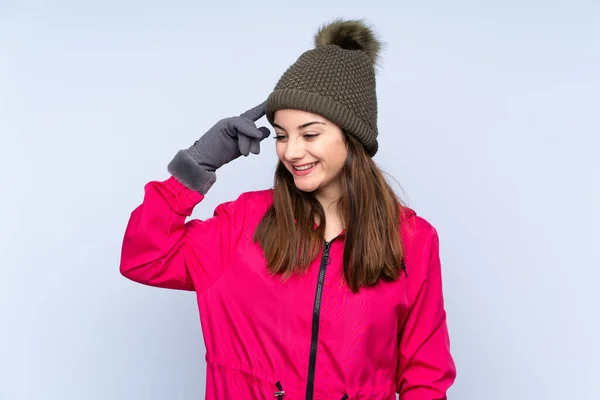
253, 133, 406, 292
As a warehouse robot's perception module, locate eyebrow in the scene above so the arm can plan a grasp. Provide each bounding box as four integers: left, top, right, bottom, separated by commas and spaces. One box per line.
272, 121, 327, 131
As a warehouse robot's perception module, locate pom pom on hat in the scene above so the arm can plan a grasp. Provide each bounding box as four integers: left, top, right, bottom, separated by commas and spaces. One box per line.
314, 19, 382, 66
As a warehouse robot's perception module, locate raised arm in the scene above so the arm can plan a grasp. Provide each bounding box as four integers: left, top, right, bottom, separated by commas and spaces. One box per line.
119, 102, 270, 291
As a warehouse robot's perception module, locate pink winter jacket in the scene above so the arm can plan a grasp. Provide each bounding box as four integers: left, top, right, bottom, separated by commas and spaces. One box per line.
120, 176, 456, 399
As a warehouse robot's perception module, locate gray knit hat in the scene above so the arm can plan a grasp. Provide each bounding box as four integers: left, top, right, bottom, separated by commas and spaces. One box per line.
265, 19, 382, 157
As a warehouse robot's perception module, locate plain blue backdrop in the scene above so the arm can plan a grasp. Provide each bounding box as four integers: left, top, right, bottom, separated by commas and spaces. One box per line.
1, 1, 598, 399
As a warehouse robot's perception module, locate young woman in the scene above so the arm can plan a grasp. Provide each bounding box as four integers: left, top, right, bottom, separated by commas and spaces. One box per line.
120, 19, 456, 400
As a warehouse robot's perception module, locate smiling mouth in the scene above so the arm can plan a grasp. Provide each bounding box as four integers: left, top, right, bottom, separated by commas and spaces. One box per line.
293, 162, 319, 171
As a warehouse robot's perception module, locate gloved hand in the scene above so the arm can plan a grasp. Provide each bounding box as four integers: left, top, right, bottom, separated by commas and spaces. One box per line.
167, 102, 271, 194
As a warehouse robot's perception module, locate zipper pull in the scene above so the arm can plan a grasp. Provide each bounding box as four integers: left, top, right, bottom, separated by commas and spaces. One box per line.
323, 241, 332, 265
274, 381, 285, 398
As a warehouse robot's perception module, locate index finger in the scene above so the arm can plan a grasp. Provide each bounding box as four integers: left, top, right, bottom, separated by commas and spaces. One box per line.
240, 101, 266, 122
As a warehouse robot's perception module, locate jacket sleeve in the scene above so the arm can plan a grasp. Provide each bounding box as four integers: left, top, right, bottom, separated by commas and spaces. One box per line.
119, 176, 246, 292
395, 225, 456, 399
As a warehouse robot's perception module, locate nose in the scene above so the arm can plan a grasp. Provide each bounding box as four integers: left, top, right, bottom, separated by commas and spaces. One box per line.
283, 136, 306, 162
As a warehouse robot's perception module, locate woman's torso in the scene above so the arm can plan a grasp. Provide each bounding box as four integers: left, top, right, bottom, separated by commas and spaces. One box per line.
193, 190, 422, 399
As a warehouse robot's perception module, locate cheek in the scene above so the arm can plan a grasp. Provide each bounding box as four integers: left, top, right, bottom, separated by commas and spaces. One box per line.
275, 143, 285, 160
334, 153, 348, 170
329, 142, 348, 168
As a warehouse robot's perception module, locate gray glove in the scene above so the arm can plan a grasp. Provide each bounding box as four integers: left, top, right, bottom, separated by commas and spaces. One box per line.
167, 102, 271, 194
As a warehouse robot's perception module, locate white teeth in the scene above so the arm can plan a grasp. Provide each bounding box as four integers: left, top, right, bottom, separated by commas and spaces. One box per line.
294, 162, 317, 171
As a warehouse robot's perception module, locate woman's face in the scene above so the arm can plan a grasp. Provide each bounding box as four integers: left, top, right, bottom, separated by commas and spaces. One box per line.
273, 109, 348, 197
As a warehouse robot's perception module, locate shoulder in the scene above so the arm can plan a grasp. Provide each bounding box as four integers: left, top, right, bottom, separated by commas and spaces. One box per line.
212, 188, 274, 222
214, 188, 273, 207
398, 207, 443, 285
399, 206, 440, 253
234, 188, 274, 211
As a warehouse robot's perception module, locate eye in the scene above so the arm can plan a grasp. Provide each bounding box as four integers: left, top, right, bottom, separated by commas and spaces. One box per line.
303, 133, 319, 140
273, 134, 287, 141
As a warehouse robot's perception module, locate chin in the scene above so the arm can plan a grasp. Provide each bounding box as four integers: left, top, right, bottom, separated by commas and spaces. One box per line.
293, 180, 320, 193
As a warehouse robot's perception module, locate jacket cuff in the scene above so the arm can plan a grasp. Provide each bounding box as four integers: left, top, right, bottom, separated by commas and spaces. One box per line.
146, 176, 205, 216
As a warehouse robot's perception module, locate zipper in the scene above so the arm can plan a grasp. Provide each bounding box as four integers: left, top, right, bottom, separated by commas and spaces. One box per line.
305, 240, 332, 400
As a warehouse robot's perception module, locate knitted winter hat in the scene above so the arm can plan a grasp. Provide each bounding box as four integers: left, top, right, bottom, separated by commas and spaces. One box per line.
265, 19, 382, 157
